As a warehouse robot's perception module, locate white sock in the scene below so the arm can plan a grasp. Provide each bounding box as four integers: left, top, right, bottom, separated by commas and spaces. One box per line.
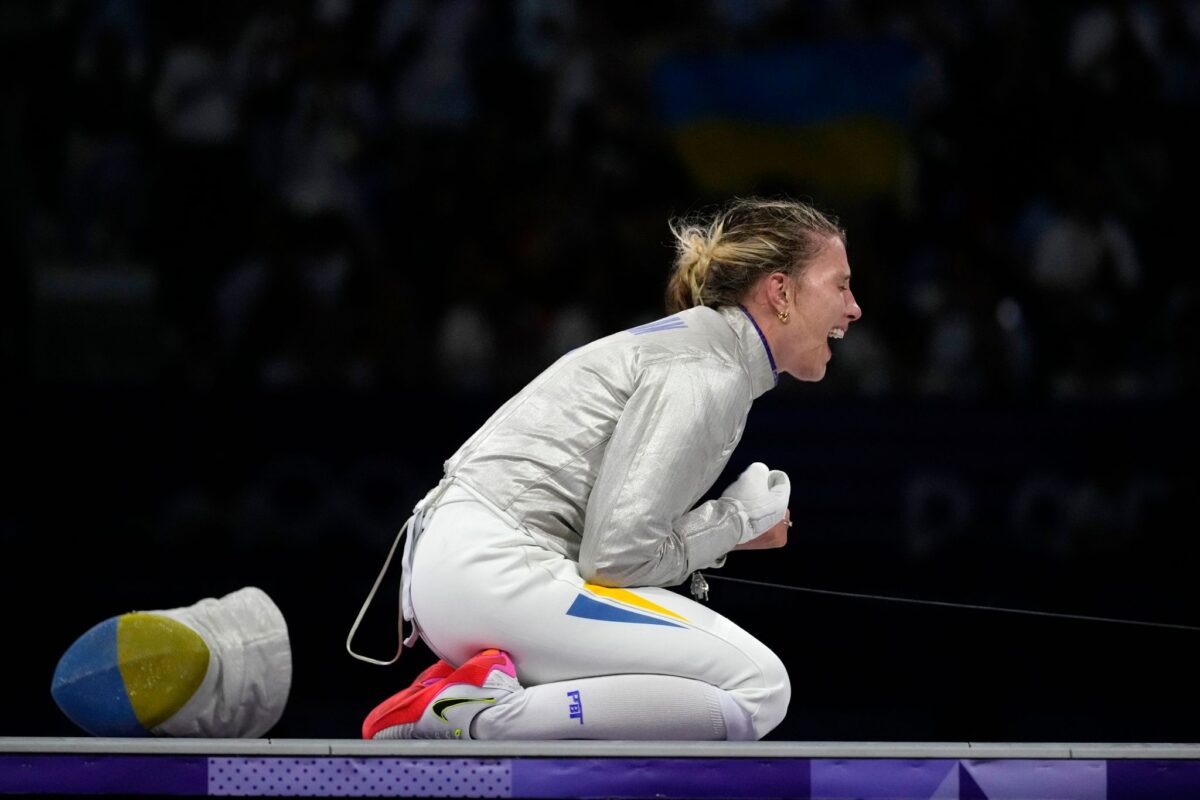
471, 674, 753, 740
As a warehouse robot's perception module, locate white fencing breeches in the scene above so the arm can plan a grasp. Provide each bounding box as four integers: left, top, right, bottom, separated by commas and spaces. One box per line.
406, 485, 790, 740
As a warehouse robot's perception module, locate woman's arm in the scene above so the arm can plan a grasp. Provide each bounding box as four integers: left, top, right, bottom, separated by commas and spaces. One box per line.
579, 356, 752, 587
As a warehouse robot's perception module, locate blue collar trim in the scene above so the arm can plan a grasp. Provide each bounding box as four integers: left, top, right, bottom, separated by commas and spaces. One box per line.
737, 304, 778, 385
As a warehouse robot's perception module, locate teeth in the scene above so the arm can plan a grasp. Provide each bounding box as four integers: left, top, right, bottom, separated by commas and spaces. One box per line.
828, 328, 844, 339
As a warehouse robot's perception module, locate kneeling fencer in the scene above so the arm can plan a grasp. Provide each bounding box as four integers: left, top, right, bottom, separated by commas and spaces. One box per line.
351, 196, 862, 741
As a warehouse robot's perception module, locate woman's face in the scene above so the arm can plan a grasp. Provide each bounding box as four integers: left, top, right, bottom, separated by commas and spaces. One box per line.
776, 236, 861, 381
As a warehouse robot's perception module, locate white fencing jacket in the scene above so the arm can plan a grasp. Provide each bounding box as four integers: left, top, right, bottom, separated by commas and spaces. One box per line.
440, 304, 779, 589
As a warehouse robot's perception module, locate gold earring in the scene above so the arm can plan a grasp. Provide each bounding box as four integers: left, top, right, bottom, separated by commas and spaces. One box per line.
777, 309, 789, 323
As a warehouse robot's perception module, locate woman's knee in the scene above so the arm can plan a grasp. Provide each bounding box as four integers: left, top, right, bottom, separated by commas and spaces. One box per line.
735, 648, 791, 739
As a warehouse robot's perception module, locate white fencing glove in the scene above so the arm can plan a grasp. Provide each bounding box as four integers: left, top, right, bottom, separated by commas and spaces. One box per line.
721, 462, 791, 543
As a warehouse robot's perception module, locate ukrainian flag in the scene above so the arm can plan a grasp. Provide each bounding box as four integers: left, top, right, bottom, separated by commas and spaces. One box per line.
652, 40, 921, 200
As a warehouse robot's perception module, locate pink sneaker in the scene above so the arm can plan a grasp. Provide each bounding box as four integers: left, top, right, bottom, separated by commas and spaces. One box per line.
362, 649, 519, 740
409, 659, 457, 691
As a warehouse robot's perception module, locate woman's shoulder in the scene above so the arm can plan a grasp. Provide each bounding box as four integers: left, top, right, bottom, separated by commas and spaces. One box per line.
567, 306, 740, 372
634, 314, 750, 389
621, 306, 733, 344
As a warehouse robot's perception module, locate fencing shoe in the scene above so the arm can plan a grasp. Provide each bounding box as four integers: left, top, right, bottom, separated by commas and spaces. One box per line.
365, 658, 453, 722
363, 649, 519, 740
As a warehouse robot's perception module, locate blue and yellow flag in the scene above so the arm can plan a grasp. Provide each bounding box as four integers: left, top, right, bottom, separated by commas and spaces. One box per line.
652, 40, 921, 200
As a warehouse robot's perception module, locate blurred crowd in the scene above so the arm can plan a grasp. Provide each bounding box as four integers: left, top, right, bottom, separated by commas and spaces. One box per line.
8, 0, 1200, 400
6, 3, 1197, 743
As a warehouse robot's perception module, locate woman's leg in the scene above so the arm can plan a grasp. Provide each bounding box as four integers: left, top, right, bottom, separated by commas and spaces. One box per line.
408, 488, 790, 740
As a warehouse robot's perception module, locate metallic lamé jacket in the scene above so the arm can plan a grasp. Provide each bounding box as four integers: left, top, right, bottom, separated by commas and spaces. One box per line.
441, 304, 778, 589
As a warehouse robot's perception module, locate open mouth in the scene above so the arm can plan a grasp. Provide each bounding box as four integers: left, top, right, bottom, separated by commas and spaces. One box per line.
828, 327, 845, 340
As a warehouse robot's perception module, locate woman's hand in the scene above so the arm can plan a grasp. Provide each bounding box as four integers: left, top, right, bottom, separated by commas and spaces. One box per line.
732, 510, 790, 551
721, 462, 791, 543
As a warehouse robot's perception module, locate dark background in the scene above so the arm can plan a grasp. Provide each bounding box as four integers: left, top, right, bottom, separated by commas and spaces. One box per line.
3, 1, 1199, 743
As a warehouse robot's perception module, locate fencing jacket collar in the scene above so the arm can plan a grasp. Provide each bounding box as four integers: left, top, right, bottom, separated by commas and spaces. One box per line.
723, 304, 778, 397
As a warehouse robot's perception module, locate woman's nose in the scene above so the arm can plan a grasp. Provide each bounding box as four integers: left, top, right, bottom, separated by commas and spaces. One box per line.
846, 291, 862, 321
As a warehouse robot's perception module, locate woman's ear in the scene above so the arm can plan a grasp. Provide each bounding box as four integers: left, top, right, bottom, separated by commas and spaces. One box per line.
768, 272, 791, 314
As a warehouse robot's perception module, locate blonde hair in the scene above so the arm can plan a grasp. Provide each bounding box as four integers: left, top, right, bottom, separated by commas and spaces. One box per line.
665, 197, 845, 313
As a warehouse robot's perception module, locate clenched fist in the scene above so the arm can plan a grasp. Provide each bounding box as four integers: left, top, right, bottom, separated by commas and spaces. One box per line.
720, 462, 791, 544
